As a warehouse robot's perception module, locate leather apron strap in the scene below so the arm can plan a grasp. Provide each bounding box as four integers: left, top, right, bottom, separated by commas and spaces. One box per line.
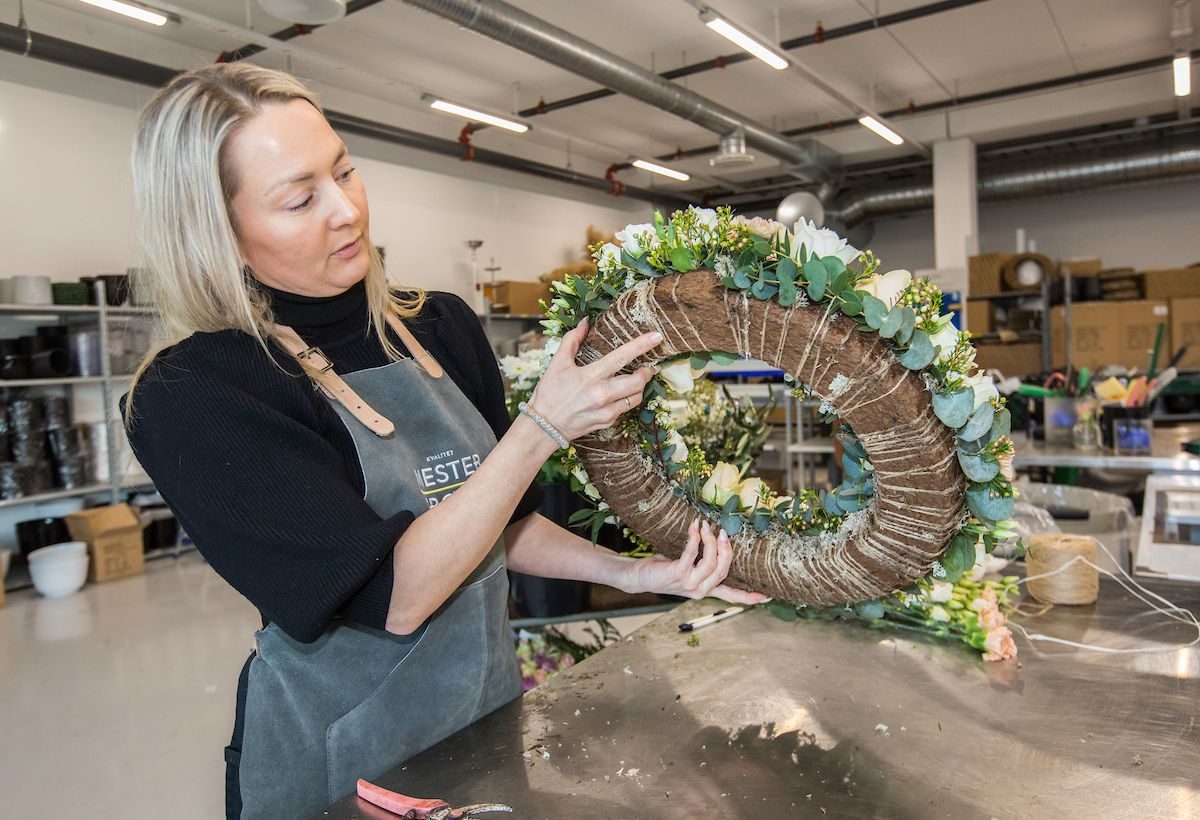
269, 308, 444, 438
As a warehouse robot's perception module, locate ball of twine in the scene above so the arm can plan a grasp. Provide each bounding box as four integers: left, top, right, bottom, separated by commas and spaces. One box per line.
1025, 533, 1099, 605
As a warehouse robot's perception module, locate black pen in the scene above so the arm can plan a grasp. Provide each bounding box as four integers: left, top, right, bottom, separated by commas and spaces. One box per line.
678, 606, 745, 632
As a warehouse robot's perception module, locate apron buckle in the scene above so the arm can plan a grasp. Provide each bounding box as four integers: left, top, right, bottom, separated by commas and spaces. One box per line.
297, 345, 335, 373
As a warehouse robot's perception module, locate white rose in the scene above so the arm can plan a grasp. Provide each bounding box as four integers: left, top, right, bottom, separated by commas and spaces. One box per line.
595, 242, 622, 272
928, 581, 954, 603
691, 207, 719, 229
859, 269, 911, 309
543, 336, 561, 356
928, 316, 960, 363
964, 372, 999, 410
658, 359, 707, 394
930, 605, 951, 623
772, 495, 793, 511
665, 399, 690, 427
700, 461, 741, 506
664, 429, 688, 464
791, 217, 860, 265
732, 215, 785, 240
736, 477, 767, 510
614, 223, 657, 256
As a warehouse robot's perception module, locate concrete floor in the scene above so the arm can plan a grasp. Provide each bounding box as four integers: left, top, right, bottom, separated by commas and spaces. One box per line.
0, 553, 661, 819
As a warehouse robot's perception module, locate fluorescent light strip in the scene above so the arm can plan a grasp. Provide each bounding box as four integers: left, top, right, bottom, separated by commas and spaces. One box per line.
704, 16, 788, 70
632, 160, 690, 181
1175, 55, 1191, 97
79, 0, 167, 25
858, 115, 904, 146
427, 99, 529, 133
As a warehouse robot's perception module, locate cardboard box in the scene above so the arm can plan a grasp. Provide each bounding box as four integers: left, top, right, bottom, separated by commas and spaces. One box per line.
965, 302, 995, 336
968, 253, 1011, 296
1141, 268, 1200, 300
1171, 298, 1200, 371
1049, 300, 1170, 370
1060, 257, 1103, 277
483, 280, 550, 316
974, 341, 1043, 376
66, 504, 144, 583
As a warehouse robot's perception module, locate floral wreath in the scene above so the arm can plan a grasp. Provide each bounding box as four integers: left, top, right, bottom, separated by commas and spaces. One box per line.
541, 206, 1018, 606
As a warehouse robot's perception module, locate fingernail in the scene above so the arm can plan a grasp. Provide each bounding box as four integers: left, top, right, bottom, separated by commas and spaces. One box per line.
652, 364, 662, 373
650, 332, 663, 343
701, 520, 711, 533
691, 517, 699, 530
718, 529, 729, 543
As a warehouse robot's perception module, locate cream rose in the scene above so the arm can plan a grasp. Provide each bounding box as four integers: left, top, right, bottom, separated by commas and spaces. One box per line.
736, 477, 767, 510
791, 217, 860, 265
614, 223, 657, 256
929, 317, 960, 363
658, 359, 707, 394
859, 269, 911, 308
664, 429, 688, 464
964, 372, 999, 411
930, 605, 951, 623
692, 207, 719, 230
700, 461, 741, 506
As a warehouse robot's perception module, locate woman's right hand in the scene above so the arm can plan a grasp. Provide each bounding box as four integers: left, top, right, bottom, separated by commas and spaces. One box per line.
528, 317, 663, 442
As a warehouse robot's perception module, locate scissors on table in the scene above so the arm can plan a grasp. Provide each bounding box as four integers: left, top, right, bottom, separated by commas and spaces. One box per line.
356, 779, 512, 819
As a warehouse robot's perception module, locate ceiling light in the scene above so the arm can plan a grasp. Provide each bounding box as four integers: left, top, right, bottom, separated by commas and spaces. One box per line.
422, 95, 529, 133
258, 0, 346, 26
632, 160, 690, 181
79, 0, 168, 25
700, 10, 788, 70
858, 115, 904, 146
1174, 54, 1192, 97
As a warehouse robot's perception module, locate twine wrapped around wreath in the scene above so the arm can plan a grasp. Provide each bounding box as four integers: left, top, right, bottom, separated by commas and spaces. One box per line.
573, 270, 965, 605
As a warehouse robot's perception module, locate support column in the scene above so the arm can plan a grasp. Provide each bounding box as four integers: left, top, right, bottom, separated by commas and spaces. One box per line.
932, 138, 978, 274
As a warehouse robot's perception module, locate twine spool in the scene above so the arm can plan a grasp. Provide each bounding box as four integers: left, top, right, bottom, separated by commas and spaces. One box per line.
1001, 253, 1055, 290
1026, 533, 1099, 605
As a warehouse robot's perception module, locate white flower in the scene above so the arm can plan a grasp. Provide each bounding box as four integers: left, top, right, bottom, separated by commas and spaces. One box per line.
930, 605, 951, 623
968, 541, 988, 582
791, 217, 860, 265
664, 429, 688, 463
964, 372, 999, 410
732, 215, 785, 239
928, 581, 954, 603
700, 461, 741, 506
858, 269, 911, 308
543, 336, 561, 356
623, 272, 637, 290
736, 477, 767, 510
595, 242, 622, 273
714, 254, 736, 280
658, 359, 707, 394
929, 316, 960, 363
664, 398, 690, 427
691, 207, 719, 230
614, 223, 657, 256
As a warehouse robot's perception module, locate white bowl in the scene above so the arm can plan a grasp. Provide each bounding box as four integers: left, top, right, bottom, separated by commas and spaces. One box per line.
28, 542, 89, 598
12, 275, 53, 306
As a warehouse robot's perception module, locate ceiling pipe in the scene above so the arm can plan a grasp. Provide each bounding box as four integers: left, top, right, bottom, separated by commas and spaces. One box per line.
399, 0, 838, 184
812, 139, 1200, 227
514, 0, 990, 120
0, 22, 691, 209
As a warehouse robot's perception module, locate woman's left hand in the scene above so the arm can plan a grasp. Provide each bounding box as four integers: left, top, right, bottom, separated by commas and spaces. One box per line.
622, 518, 770, 606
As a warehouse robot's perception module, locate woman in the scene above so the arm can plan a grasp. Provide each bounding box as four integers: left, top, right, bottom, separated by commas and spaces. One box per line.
125, 63, 764, 820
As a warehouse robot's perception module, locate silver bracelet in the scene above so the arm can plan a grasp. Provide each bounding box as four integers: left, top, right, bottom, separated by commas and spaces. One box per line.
518, 401, 569, 450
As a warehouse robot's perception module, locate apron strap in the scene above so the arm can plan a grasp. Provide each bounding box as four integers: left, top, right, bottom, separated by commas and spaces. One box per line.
384, 312, 444, 380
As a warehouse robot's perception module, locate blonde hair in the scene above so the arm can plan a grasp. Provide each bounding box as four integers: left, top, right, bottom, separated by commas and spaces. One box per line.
126, 63, 424, 422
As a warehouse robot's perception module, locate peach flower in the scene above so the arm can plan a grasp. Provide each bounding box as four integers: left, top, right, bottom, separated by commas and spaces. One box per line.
983, 626, 1018, 661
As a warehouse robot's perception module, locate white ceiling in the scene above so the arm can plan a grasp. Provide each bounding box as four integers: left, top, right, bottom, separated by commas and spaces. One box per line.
16, 0, 1198, 193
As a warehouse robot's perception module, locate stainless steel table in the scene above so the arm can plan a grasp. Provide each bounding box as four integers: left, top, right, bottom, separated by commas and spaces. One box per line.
1013, 426, 1200, 473
323, 579, 1200, 819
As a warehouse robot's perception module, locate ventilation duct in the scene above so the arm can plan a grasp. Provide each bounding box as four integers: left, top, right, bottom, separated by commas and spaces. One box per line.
400, 0, 836, 183
711, 129, 755, 167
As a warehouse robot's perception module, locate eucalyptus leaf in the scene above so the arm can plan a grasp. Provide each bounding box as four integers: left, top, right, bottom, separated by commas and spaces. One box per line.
958, 402, 995, 442
898, 330, 936, 370
957, 449, 1001, 482
838, 430, 868, 461
671, 485, 686, 497
751, 280, 779, 300
767, 600, 799, 622
803, 259, 828, 301
862, 294, 888, 329
821, 256, 846, 279
821, 490, 841, 516
720, 514, 744, 536
854, 600, 885, 620
750, 235, 771, 257
777, 262, 797, 307
966, 484, 1015, 522
662, 443, 677, 461
752, 511, 772, 533
840, 292, 863, 317
940, 532, 976, 582
722, 496, 740, 515
710, 351, 739, 365
776, 257, 798, 281
690, 353, 711, 370
639, 409, 655, 425
830, 267, 851, 296
842, 453, 866, 481
932, 389, 974, 428
733, 269, 752, 289
990, 408, 1012, 439
669, 246, 697, 272
879, 307, 903, 339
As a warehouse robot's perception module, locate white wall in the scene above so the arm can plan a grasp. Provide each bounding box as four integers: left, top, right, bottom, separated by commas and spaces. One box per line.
0, 71, 649, 309
866, 176, 1200, 277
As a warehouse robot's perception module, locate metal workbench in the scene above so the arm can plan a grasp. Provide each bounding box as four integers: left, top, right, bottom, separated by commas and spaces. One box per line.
323, 578, 1200, 819
1013, 426, 1200, 473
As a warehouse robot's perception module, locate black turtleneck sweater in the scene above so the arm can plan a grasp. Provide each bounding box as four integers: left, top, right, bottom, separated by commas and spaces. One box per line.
125, 282, 543, 643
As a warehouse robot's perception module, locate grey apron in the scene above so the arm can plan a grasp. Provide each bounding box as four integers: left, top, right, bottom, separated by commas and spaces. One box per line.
235, 325, 522, 820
